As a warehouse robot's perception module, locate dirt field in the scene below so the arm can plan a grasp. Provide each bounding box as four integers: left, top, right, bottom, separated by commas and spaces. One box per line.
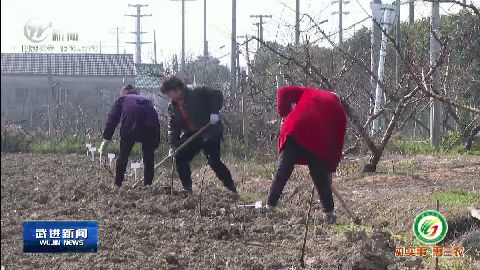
1, 153, 479, 269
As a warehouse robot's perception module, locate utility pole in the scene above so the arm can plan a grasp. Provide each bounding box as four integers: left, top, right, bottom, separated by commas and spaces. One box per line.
409, 0, 414, 24
395, 0, 401, 85
237, 35, 250, 68
202, 0, 208, 83
231, 0, 237, 93
236, 36, 250, 152
47, 67, 54, 136
125, 4, 151, 64
237, 42, 241, 88
370, 0, 382, 111
250, 14, 272, 47
332, 0, 349, 46
153, 30, 157, 63
430, 0, 442, 149
111, 26, 125, 54
171, 0, 196, 72
372, 4, 397, 136
47, 67, 59, 137
204, 0, 208, 58
117, 27, 120, 54
253, 22, 260, 50
295, 0, 300, 45
241, 68, 248, 153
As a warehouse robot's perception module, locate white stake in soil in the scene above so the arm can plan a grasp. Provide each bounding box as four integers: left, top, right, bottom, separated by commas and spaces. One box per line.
131, 162, 141, 181
89, 147, 96, 161
108, 153, 116, 168
238, 201, 263, 209
85, 144, 92, 156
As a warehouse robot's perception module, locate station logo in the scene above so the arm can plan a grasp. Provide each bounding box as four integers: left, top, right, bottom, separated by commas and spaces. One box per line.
24, 18, 53, 43
413, 210, 448, 244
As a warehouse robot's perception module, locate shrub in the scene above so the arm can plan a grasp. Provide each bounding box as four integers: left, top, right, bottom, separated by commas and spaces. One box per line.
1, 124, 33, 152
390, 140, 435, 155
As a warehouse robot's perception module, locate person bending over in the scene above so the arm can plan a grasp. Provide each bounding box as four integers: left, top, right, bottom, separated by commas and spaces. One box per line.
100, 85, 160, 187
160, 76, 237, 195
267, 86, 347, 224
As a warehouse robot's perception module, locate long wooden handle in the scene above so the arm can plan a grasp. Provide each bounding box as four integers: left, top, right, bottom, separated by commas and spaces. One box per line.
133, 123, 213, 188
331, 184, 356, 221
154, 122, 212, 171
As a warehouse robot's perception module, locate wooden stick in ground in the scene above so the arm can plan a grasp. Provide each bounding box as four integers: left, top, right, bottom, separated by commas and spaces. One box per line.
300, 186, 315, 268
133, 123, 213, 188
154, 123, 212, 172
198, 162, 208, 216
331, 184, 360, 224
170, 156, 175, 195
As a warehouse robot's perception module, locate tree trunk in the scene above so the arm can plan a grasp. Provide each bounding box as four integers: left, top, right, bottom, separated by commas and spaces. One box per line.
363, 150, 382, 172
464, 125, 480, 151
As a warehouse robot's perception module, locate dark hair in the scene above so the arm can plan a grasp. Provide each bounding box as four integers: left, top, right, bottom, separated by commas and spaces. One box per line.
121, 84, 138, 94
160, 76, 185, 94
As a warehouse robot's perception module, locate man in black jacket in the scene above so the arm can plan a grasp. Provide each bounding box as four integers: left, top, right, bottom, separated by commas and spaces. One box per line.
160, 76, 237, 195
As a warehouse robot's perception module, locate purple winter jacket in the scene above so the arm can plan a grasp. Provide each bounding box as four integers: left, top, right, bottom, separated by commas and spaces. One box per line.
103, 94, 160, 144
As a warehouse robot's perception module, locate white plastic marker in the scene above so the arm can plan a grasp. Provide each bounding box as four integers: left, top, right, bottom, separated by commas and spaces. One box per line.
85, 144, 92, 156
130, 162, 141, 181
238, 201, 263, 209
89, 147, 96, 161
108, 153, 116, 168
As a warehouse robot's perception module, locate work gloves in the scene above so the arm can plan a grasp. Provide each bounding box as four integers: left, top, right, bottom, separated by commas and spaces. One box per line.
169, 148, 176, 157
99, 139, 109, 153
210, 114, 220, 124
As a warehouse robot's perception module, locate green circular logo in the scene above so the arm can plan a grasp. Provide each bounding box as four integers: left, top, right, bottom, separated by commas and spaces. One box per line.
413, 210, 448, 244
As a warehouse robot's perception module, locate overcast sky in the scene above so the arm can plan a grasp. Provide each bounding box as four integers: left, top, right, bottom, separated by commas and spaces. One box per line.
1, 0, 477, 66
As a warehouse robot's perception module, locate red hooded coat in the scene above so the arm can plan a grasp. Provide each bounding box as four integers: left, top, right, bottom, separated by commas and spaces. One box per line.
277, 86, 347, 172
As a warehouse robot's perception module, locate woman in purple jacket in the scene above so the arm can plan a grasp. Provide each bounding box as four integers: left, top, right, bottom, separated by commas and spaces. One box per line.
99, 85, 160, 187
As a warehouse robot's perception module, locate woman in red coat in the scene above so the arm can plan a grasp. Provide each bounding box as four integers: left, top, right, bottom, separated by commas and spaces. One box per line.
267, 86, 347, 223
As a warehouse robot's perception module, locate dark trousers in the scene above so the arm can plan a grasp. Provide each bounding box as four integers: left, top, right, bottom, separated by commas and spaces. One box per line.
115, 134, 158, 187
175, 133, 236, 192
267, 137, 334, 213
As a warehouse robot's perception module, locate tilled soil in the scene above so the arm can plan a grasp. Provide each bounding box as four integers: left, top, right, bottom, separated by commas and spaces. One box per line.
1, 153, 479, 269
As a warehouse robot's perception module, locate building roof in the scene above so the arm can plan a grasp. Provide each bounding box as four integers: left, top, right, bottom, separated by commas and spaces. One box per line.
135, 63, 164, 90
1, 53, 135, 76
